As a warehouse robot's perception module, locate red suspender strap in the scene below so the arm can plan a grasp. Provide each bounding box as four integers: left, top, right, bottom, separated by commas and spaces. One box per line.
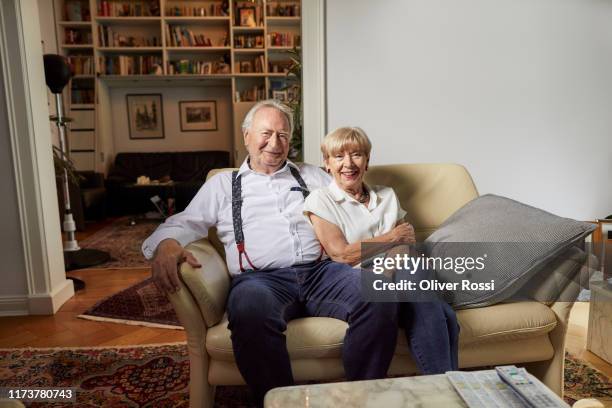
231, 166, 316, 272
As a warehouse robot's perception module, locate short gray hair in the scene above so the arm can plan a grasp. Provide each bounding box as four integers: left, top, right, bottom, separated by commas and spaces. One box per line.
241, 99, 294, 137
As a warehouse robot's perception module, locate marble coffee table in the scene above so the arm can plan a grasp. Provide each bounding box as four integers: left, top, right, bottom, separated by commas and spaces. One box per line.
264, 374, 467, 408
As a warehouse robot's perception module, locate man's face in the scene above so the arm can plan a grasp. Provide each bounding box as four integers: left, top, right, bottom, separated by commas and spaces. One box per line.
244, 107, 291, 174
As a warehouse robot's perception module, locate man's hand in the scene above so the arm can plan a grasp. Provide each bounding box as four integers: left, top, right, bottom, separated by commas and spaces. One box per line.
389, 223, 416, 244
151, 239, 201, 294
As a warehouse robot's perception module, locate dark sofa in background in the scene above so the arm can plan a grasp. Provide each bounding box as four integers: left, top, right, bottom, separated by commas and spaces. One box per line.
106, 151, 229, 215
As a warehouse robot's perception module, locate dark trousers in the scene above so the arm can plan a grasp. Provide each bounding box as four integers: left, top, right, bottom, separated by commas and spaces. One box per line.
226, 260, 399, 406
401, 301, 460, 374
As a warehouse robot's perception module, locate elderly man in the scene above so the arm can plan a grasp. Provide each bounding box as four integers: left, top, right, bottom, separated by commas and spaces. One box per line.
142, 100, 397, 406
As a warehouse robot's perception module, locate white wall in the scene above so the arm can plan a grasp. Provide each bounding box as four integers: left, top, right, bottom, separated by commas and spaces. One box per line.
0, 53, 28, 299
1, 0, 74, 315
326, 0, 612, 220
110, 86, 233, 156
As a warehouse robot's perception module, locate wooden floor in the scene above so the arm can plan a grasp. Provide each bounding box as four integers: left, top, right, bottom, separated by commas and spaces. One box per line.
0, 267, 186, 348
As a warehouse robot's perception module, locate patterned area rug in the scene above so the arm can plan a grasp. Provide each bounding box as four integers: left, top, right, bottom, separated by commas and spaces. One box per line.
0, 343, 609, 407
564, 352, 612, 405
79, 278, 181, 329
0, 343, 249, 407
78, 217, 160, 269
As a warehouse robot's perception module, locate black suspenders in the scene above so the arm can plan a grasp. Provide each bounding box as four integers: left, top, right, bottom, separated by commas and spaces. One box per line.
231, 166, 313, 272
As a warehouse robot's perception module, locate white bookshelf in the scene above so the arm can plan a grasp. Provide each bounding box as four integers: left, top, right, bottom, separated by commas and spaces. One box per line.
55, 0, 302, 167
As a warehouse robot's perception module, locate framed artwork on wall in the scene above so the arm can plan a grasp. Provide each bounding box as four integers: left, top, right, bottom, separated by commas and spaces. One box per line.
179, 100, 218, 132
126, 94, 164, 139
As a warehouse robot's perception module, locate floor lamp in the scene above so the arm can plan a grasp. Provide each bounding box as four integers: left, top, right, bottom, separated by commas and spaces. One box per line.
43, 54, 110, 286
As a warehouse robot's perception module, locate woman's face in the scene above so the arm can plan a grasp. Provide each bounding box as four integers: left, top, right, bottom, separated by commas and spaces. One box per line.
325, 148, 368, 192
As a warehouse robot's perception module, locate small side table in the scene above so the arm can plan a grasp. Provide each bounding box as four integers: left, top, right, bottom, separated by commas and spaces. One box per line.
587, 281, 612, 364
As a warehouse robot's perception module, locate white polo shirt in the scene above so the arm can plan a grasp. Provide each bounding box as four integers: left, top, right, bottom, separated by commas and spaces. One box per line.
142, 159, 331, 275
303, 181, 407, 244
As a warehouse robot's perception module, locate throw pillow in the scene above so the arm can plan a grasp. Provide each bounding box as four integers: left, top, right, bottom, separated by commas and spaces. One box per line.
424, 194, 596, 308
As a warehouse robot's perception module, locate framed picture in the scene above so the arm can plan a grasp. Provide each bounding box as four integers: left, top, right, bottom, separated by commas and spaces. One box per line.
239, 7, 257, 27
126, 94, 164, 139
272, 90, 288, 102
179, 100, 218, 132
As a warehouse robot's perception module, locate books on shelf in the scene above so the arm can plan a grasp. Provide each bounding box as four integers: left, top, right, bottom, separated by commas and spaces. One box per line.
167, 59, 231, 75
97, 1, 161, 17
165, 3, 229, 17
266, 2, 300, 17
236, 55, 265, 73
235, 85, 266, 102
68, 55, 94, 75
234, 34, 264, 49
267, 32, 300, 47
98, 26, 160, 47
64, 28, 93, 45
165, 25, 228, 47
65, 1, 91, 21
98, 55, 163, 75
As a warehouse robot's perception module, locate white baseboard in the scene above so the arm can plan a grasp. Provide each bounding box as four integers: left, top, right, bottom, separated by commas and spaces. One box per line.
28, 279, 75, 315
0, 295, 29, 316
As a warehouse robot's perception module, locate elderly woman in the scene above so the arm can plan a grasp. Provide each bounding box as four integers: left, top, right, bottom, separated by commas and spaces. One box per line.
303, 127, 459, 374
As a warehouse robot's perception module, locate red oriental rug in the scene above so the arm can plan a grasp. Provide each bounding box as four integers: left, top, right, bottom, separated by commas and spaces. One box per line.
79, 277, 182, 330
77, 217, 160, 270
0, 343, 251, 407
0, 343, 609, 407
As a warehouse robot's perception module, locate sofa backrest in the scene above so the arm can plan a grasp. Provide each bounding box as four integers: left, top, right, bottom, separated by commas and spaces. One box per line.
365, 163, 479, 240
109, 151, 229, 182
208, 163, 479, 241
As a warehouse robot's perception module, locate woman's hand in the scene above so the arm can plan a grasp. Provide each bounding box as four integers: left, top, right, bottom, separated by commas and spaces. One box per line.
389, 223, 416, 244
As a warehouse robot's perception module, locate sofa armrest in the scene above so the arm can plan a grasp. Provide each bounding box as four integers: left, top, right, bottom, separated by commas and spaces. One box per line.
180, 238, 231, 328
166, 275, 214, 408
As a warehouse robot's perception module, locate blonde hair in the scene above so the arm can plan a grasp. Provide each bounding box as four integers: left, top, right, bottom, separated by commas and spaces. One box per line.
321, 127, 372, 160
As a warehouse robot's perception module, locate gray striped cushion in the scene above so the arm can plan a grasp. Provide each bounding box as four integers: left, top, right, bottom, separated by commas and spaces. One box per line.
425, 194, 595, 308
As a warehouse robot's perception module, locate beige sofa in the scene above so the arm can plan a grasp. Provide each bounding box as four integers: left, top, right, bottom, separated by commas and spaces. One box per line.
167, 163, 587, 408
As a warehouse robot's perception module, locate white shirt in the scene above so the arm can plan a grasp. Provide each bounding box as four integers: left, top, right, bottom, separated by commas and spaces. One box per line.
142, 159, 331, 276
303, 181, 407, 244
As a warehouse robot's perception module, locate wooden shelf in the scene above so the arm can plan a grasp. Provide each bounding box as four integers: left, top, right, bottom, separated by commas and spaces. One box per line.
166, 46, 231, 52
72, 75, 95, 79
58, 21, 92, 27
268, 46, 300, 51
95, 17, 162, 25
266, 17, 300, 24
98, 74, 232, 88
232, 26, 265, 32
70, 103, 95, 109
98, 47, 163, 52
164, 16, 230, 23
233, 73, 268, 77
61, 44, 94, 49
233, 48, 265, 53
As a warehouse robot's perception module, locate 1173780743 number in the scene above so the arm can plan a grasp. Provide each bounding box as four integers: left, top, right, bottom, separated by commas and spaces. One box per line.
0, 388, 76, 402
